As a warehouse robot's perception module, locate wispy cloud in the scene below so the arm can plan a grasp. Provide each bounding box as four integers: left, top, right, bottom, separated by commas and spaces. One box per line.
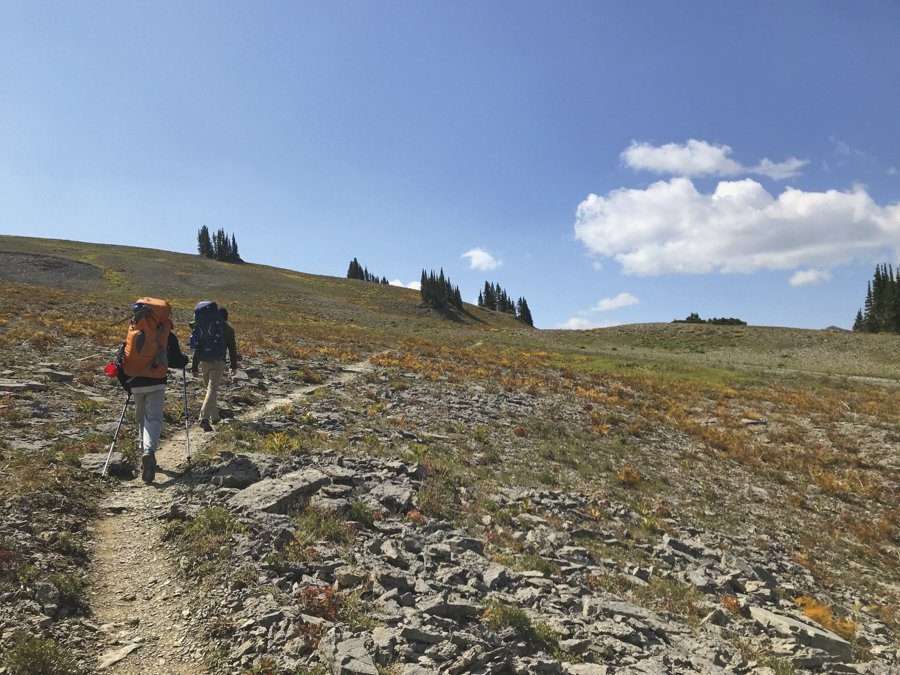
622, 139, 807, 180
788, 269, 831, 287
830, 136, 868, 159
593, 292, 639, 312
462, 247, 501, 271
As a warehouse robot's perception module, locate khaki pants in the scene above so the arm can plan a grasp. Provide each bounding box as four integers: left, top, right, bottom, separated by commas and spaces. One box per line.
199, 360, 226, 423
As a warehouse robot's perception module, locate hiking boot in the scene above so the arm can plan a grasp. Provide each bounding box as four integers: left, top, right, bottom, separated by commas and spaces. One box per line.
200, 419, 213, 432
141, 453, 156, 483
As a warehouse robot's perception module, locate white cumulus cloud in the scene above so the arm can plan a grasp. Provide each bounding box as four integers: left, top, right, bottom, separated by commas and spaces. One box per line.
621, 139, 807, 180
574, 177, 900, 276
788, 269, 831, 287
556, 317, 611, 330
390, 279, 421, 290
462, 247, 501, 271
593, 292, 639, 312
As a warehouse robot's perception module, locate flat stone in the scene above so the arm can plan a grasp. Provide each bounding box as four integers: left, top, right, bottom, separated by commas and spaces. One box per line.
310, 495, 351, 514
749, 606, 852, 659
448, 536, 484, 555
483, 563, 511, 590
400, 625, 444, 644
564, 665, 609, 675
400, 666, 439, 675
228, 469, 330, 514
318, 630, 379, 675
335, 567, 367, 590
701, 608, 730, 626
81, 452, 134, 478
368, 483, 414, 512
234, 639, 256, 657
98, 643, 141, 669
687, 566, 714, 591
210, 455, 263, 488
0, 379, 48, 392
662, 533, 715, 560
418, 596, 480, 621
35, 368, 74, 382
257, 609, 285, 627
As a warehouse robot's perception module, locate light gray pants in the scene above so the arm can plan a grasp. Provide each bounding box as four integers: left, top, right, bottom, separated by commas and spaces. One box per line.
133, 388, 165, 455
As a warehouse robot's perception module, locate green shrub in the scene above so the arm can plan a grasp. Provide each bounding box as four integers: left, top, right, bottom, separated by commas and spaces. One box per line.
482, 601, 559, 651
294, 508, 354, 546
167, 507, 246, 575
494, 552, 560, 577
348, 500, 375, 528
3, 634, 84, 675
55, 531, 86, 557
47, 572, 88, 611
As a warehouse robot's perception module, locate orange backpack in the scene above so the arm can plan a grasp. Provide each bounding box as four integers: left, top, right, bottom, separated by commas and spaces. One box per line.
123, 298, 173, 379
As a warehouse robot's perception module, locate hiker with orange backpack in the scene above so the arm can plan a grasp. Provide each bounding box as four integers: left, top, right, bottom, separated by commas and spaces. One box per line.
113, 298, 189, 483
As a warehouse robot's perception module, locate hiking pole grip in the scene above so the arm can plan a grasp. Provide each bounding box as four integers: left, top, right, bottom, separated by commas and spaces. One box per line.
101, 393, 131, 477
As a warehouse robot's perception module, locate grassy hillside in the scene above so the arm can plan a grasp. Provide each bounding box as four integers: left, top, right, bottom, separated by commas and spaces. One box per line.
0, 235, 530, 361
2, 234, 897, 381
544, 322, 900, 382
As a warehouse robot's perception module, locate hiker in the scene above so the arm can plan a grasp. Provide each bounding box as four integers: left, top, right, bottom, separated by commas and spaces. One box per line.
115, 298, 189, 483
190, 302, 239, 431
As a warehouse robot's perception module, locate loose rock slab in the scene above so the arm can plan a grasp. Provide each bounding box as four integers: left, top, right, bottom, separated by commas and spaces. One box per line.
749, 606, 852, 659
227, 468, 330, 513
0, 378, 48, 392
81, 451, 134, 478
318, 629, 379, 675
98, 642, 142, 669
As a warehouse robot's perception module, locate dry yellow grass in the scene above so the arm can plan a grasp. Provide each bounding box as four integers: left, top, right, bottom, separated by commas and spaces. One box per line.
794, 596, 857, 640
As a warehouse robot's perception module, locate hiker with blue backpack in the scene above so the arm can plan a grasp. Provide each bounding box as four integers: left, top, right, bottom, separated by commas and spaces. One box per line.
190, 302, 239, 431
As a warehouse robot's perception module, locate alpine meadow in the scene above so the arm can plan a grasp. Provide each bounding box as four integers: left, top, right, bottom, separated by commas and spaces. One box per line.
0, 235, 898, 674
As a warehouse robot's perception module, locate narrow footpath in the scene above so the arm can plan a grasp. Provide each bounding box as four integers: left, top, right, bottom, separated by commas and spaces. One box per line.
89, 358, 376, 673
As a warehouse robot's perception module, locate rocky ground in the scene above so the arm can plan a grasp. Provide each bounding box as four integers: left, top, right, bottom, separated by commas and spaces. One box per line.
158, 447, 898, 674
1, 342, 898, 674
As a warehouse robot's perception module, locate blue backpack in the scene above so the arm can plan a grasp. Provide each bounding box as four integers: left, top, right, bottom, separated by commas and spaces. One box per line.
189, 301, 226, 361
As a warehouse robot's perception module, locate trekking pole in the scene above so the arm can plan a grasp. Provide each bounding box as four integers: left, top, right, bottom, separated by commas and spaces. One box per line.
182, 366, 192, 467
101, 393, 131, 477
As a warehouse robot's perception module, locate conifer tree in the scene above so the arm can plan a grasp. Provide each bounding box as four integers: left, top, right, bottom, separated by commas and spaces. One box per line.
516, 297, 534, 326
197, 226, 212, 257
855, 265, 900, 333
863, 281, 875, 332
419, 268, 462, 312
230, 234, 241, 262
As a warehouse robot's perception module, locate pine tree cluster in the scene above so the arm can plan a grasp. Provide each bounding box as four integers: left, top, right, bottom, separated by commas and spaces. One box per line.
197, 226, 242, 263
346, 258, 389, 285
477, 282, 533, 326
853, 264, 900, 333
673, 312, 746, 325
419, 269, 463, 311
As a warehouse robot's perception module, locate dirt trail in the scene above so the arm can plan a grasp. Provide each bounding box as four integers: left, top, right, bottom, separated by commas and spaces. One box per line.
89, 358, 376, 673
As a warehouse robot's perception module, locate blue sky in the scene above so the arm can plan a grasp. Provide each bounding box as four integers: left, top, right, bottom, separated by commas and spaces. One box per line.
2, 1, 899, 329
